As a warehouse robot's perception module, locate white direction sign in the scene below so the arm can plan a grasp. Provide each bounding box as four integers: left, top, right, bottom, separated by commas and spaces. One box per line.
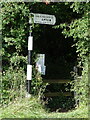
32, 13, 56, 25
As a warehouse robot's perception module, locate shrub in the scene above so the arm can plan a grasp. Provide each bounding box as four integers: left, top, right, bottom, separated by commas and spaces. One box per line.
31, 66, 47, 98
70, 59, 89, 106
0, 66, 26, 105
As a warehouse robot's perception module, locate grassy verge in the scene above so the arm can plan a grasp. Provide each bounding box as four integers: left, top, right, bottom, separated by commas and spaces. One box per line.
0, 96, 88, 119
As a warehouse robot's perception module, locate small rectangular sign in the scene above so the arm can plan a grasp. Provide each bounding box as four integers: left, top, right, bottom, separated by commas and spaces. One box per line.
36, 54, 45, 66
33, 13, 56, 25
41, 65, 46, 75
36, 54, 46, 75
27, 65, 32, 80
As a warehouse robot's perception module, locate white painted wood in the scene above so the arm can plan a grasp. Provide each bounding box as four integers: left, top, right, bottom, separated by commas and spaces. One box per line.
28, 36, 33, 50
27, 65, 32, 80
33, 13, 56, 25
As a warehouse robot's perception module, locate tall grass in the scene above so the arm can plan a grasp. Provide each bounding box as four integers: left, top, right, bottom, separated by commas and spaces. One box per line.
0, 96, 88, 118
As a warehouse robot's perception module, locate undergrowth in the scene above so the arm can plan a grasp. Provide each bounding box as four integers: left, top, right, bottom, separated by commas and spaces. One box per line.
0, 96, 88, 119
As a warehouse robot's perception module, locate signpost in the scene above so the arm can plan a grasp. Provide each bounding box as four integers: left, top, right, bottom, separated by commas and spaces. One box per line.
27, 13, 56, 96
33, 13, 56, 25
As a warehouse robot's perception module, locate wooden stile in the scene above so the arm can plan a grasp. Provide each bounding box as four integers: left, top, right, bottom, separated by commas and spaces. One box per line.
43, 79, 72, 97
43, 79, 71, 84
44, 92, 72, 97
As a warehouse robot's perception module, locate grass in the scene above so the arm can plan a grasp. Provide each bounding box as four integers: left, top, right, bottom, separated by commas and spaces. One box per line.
0, 96, 88, 119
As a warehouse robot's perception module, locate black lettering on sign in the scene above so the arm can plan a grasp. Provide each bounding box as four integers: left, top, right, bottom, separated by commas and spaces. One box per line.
42, 18, 52, 22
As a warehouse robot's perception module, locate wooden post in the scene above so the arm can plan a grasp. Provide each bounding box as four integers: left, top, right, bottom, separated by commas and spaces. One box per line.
26, 18, 33, 95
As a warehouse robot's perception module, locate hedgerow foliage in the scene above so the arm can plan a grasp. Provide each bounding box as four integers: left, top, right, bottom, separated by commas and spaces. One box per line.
1, 2, 89, 107
1, 2, 44, 105
0, 66, 26, 105
58, 2, 89, 105
2, 3, 29, 69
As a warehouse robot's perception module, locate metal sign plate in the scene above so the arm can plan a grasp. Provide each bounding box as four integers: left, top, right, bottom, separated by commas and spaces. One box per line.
33, 13, 56, 25
36, 54, 46, 75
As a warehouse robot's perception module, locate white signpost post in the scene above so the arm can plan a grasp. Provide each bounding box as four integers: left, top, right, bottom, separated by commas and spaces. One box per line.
27, 13, 56, 96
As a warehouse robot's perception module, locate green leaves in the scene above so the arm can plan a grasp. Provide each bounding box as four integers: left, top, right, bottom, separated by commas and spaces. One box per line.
64, 3, 89, 106
10, 54, 27, 66
1, 66, 26, 105
59, 5, 89, 59
2, 3, 30, 70
54, 3, 89, 106
1, 2, 89, 107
